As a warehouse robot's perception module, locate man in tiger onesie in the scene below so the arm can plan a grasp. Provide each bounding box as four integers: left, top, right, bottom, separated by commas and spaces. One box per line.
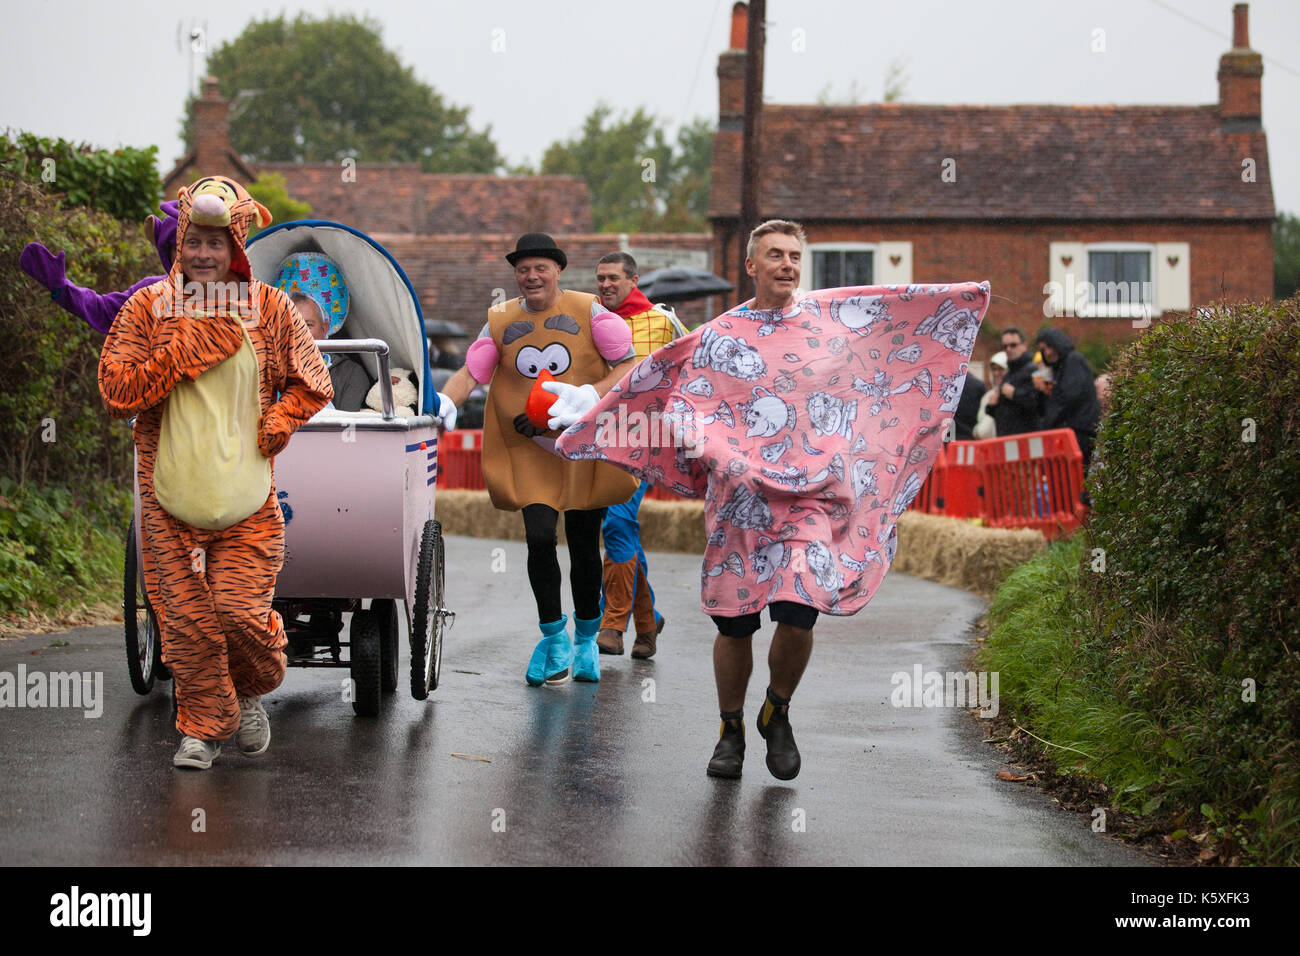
99, 176, 332, 770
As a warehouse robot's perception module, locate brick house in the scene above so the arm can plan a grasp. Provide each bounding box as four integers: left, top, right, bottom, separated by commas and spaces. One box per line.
709, 2, 1275, 363
162, 79, 715, 331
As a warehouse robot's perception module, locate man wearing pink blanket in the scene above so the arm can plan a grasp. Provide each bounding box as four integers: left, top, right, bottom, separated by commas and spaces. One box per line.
556, 220, 990, 780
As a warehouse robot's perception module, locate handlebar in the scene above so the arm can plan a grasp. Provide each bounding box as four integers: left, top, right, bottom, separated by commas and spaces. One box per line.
316, 338, 396, 420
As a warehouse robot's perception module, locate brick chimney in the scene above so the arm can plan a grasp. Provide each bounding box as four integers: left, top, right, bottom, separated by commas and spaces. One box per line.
193, 77, 233, 170
1218, 3, 1262, 128
717, 2, 747, 132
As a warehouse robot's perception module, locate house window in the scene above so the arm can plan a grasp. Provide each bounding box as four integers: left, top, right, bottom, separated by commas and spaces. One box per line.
1087, 248, 1153, 316
812, 248, 873, 289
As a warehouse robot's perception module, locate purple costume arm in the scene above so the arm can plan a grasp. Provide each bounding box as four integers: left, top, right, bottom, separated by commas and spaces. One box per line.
57, 274, 165, 334
19, 200, 178, 335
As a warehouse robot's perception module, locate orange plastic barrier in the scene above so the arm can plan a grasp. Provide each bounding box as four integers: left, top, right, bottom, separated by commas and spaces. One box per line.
938, 441, 983, 518
909, 430, 1086, 538
438, 429, 485, 490
973, 429, 1085, 539
908, 440, 979, 517
643, 483, 690, 502
439, 427, 1085, 538
908, 446, 943, 514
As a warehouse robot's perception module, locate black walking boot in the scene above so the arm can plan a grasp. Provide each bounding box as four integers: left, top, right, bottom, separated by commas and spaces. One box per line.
706, 714, 745, 779
757, 689, 801, 781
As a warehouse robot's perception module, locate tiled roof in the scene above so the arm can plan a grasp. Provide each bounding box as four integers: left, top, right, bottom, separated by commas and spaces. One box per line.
709, 104, 1274, 221
258, 163, 593, 234
372, 232, 716, 333
161, 149, 259, 201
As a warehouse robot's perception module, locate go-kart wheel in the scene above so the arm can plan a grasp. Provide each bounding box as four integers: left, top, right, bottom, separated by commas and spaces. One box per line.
350, 609, 382, 717
373, 598, 399, 693
123, 518, 159, 695
409, 520, 447, 700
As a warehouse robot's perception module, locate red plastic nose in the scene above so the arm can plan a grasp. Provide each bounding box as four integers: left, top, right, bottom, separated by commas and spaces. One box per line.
526, 368, 558, 429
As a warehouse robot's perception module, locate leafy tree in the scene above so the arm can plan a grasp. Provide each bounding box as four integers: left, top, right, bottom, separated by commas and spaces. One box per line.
182, 13, 501, 173
1275, 211, 1300, 300
246, 173, 311, 235
538, 104, 714, 232
816, 78, 867, 105
882, 57, 910, 103
659, 117, 714, 231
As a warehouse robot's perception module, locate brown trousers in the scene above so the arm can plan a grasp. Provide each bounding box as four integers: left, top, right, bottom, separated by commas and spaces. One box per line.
600, 555, 657, 635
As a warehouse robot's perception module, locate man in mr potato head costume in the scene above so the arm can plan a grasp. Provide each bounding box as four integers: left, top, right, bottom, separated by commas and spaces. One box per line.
439, 233, 638, 687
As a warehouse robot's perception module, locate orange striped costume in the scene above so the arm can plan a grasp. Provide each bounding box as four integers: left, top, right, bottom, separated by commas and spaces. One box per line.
99, 176, 332, 742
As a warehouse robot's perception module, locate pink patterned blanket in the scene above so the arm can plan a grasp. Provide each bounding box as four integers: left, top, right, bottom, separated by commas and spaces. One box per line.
556, 282, 991, 617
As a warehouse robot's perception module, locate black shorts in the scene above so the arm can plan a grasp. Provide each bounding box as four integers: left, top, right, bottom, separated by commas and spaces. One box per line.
711, 601, 819, 638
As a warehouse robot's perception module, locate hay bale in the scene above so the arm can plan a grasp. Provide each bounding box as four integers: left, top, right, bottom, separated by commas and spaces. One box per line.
434, 491, 707, 553
638, 498, 707, 553
434, 490, 527, 542
893, 512, 1047, 597
435, 491, 1046, 596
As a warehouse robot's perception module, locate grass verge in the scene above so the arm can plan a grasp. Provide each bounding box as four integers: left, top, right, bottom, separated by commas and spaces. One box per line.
0, 478, 130, 636
978, 534, 1300, 865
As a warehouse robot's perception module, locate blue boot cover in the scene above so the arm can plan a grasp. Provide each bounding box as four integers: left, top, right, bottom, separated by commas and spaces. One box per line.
527, 615, 570, 687
572, 614, 602, 683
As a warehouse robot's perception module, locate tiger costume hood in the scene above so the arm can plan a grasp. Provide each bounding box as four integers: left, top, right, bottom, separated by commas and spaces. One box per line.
172, 175, 272, 281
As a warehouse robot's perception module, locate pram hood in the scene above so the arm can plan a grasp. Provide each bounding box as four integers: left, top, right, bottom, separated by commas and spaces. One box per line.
247, 221, 435, 414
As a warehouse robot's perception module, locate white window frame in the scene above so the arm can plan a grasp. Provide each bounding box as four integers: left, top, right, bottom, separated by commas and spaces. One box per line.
1082, 242, 1156, 320
806, 242, 877, 290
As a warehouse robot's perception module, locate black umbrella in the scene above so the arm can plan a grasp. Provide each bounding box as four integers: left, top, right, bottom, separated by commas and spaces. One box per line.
424, 318, 470, 338
638, 267, 735, 304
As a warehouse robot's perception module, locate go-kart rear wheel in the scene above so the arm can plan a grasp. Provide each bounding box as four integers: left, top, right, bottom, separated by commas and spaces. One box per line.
123, 518, 159, 695
409, 520, 446, 700
373, 598, 399, 693
350, 609, 382, 717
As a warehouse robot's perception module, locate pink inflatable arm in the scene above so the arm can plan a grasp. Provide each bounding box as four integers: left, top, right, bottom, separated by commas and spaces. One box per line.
592, 310, 632, 361
465, 336, 500, 383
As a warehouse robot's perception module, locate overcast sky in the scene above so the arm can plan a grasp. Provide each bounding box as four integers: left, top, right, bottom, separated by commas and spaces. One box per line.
3, 0, 1296, 213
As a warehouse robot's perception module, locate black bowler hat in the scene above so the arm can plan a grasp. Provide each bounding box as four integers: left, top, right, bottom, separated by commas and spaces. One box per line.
506, 232, 567, 270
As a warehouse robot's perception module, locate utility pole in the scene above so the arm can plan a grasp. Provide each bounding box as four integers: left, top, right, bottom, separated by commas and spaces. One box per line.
737, 0, 765, 301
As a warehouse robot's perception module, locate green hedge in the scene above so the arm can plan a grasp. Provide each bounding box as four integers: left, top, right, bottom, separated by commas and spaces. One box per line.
1, 131, 161, 222
0, 135, 156, 616
0, 166, 156, 489
0, 477, 128, 614
982, 297, 1300, 865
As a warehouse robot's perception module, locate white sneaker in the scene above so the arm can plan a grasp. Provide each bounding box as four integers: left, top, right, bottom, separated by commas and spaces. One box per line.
236, 695, 271, 757
173, 736, 221, 770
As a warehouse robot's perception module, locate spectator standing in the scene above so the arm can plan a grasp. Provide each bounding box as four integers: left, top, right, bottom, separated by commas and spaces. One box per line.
973, 351, 1007, 439
991, 327, 1041, 436
1034, 328, 1101, 471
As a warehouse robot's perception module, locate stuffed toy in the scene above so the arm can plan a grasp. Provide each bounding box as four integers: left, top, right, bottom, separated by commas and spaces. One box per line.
363, 367, 418, 418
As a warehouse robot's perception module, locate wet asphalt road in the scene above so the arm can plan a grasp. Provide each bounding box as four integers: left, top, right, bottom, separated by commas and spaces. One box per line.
0, 535, 1153, 866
